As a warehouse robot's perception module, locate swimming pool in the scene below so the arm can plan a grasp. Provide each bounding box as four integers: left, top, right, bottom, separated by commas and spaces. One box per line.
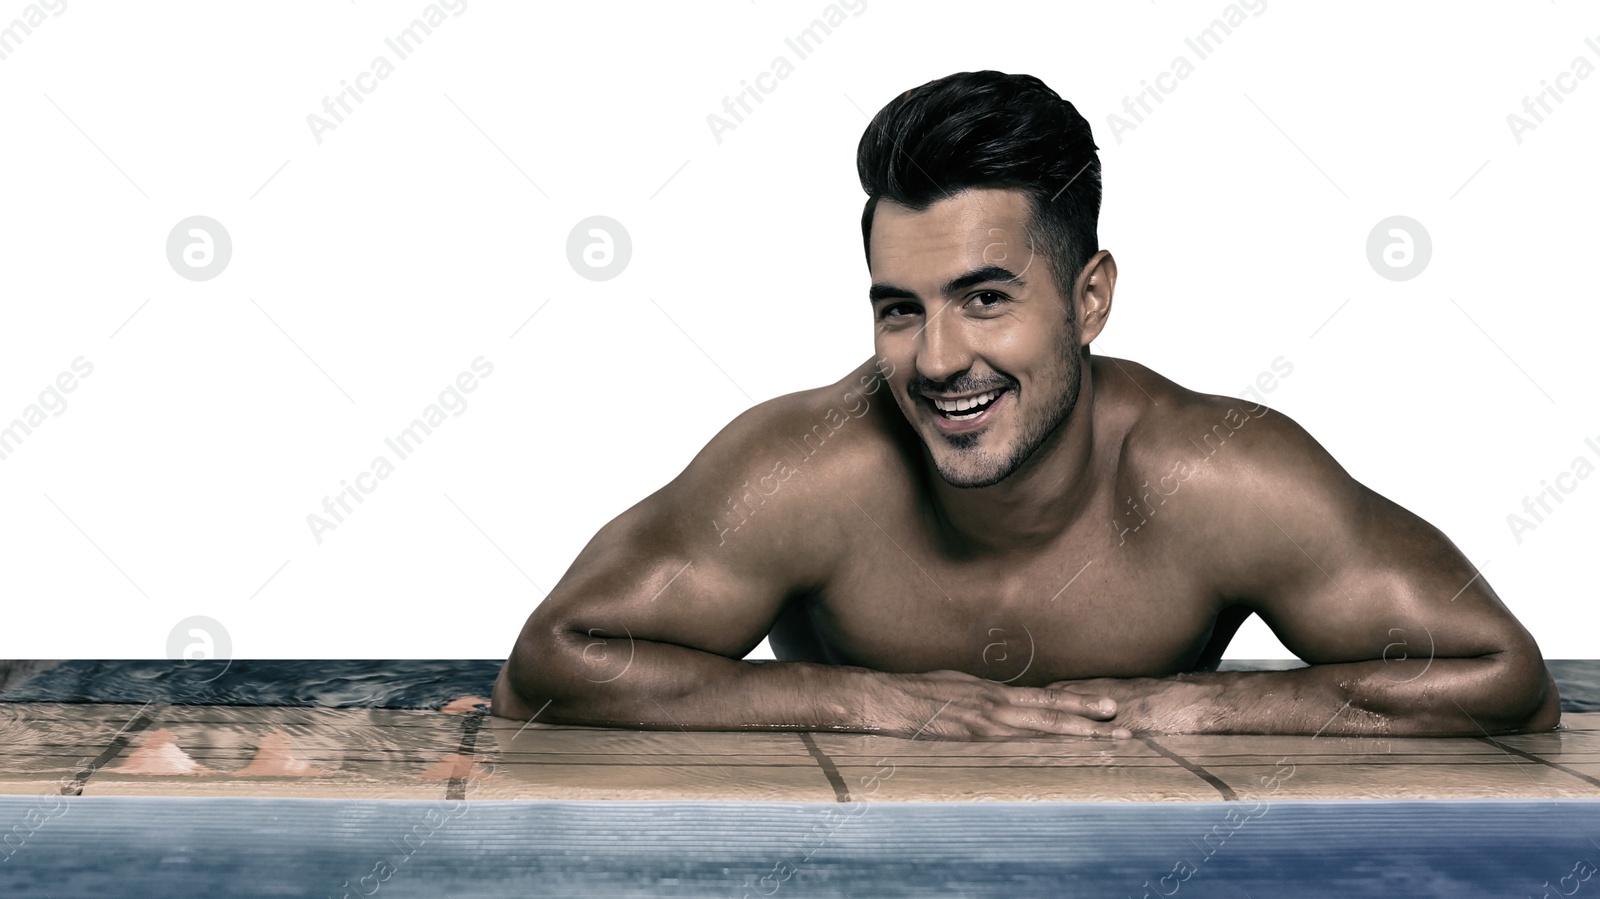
2, 797, 1597, 896
5, 658, 1597, 710
2, 659, 1597, 896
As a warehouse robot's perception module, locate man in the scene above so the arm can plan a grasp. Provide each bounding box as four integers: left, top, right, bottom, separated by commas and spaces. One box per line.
492, 70, 1559, 738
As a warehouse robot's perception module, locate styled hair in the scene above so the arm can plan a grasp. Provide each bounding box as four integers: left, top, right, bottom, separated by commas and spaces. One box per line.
857, 71, 1102, 305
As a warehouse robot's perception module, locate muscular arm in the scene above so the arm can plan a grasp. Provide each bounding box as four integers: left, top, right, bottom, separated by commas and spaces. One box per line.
493, 367, 1129, 738
491, 398, 875, 731
1062, 402, 1559, 737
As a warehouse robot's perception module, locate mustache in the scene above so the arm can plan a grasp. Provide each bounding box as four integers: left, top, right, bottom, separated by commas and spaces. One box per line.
908, 375, 1013, 396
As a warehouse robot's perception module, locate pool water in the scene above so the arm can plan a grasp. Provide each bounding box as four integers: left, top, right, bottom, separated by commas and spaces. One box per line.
0, 659, 506, 709
0, 796, 1596, 897
2, 659, 1597, 897
2, 658, 1596, 710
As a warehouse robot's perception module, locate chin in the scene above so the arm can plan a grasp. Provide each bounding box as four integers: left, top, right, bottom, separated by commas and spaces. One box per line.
932, 447, 1018, 489
939, 469, 1012, 489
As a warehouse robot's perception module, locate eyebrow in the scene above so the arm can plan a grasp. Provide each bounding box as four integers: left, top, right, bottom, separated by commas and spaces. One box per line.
869, 264, 1026, 304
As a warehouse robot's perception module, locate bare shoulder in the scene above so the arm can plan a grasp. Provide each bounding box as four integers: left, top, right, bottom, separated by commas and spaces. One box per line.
1097, 354, 1334, 487
517, 357, 902, 664
1100, 356, 1361, 582
655, 356, 904, 575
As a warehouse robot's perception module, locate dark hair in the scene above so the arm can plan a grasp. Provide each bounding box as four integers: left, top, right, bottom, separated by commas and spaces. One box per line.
857, 70, 1102, 305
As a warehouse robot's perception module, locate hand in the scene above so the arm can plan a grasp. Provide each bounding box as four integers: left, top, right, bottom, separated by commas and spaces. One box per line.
1044, 676, 1197, 734
878, 669, 1134, 739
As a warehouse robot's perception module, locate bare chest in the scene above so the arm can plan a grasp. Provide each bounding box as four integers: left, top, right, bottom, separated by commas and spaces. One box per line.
780, 510, 1224, 684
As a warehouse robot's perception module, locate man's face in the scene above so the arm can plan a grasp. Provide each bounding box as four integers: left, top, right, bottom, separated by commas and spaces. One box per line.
868, 187, 1083, 488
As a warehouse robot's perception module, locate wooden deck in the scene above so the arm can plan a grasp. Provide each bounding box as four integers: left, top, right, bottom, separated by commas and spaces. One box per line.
2, 701, 1596, 802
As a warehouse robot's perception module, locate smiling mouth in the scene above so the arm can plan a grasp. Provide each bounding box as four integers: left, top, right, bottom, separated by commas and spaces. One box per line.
926, 387, 1007, 421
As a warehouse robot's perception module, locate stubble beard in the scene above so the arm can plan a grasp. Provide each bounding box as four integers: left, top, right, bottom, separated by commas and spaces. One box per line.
930, 331, 1083, 489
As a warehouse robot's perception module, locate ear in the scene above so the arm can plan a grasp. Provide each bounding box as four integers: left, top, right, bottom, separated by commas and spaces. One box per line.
1072, 250, 1116, 346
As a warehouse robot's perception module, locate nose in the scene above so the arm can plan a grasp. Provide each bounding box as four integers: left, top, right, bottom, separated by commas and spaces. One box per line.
916, 301, 971, 386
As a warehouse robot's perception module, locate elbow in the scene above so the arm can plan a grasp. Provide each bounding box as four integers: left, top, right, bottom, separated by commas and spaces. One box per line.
1510, 669, 1562, 734
1494, 648, 1561, 734
490, 631, 549, 721
490, 660, 535, 721
490, 622, 594, 722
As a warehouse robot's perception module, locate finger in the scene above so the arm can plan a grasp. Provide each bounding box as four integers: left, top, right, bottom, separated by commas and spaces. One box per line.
992, 705, 1129, 738
1007, 686, 1118, 719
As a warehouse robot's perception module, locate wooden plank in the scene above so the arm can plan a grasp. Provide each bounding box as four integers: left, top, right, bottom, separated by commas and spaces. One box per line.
3, 704, 1599, 802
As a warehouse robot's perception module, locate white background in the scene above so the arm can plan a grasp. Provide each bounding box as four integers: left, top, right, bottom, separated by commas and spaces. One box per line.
0, 1, 1594, 660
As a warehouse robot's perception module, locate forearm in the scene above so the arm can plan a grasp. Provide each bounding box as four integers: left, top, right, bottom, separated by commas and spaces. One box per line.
495, 629, 895, 732
1109, 655, 1559, 737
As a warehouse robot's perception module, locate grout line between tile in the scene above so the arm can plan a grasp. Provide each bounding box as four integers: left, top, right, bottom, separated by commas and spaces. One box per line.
1471, 735, 1600, 792
61, 702, 167, 796
796, 733, 851, 803
1136, 735, 1237, 800
446, 709, 488, 801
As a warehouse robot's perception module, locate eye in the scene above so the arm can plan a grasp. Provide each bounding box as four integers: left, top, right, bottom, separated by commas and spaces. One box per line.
878, 302, 920, 321
968, 290, 1007, 310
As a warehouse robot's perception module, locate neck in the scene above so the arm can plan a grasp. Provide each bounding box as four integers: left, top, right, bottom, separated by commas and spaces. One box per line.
923, 365, 1101, 558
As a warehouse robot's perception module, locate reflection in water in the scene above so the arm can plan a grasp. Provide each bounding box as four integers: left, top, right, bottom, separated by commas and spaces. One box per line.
0, 659, 504, 709
0, 658, 1595, 711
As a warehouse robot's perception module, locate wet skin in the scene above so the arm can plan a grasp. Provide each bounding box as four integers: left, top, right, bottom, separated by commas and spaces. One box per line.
494, 188, 1559, 739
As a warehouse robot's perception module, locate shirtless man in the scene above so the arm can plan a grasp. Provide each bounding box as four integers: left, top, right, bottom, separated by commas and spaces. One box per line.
492, 70, 1559, 738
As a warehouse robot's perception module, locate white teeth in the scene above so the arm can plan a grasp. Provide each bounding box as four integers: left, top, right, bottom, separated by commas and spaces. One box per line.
932, 389, 1001, 414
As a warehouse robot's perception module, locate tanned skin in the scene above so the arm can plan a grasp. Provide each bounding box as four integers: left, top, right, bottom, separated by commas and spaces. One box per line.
493, 186, 1560, 739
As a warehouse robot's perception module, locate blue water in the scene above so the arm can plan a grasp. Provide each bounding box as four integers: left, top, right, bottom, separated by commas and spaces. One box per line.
0, 659, 505, 709
0, 797, 1596, 897
2, 662, 1597, 896
2, 659, 1597, 711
